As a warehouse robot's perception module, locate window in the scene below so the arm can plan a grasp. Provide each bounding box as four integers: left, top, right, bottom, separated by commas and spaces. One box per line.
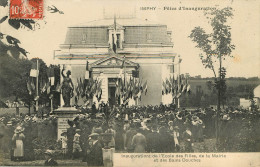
82, 33, 87, 44
146, 33, 152, 42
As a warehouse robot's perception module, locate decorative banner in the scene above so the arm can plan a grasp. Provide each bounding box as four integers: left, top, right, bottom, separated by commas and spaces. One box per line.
30, 69, 39, 77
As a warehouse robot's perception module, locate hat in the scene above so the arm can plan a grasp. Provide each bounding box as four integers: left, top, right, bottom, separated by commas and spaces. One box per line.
168, 121, 174, 126
176, 113, 182, 120
14, 126, 24, 133
89, 133, 99, 137
44, 149, 54, 156
93, 127, 103, 134
192, 115, 199, 121
61, 132, 67, 136
173, 126, 179, 130
222, 114, 230, 121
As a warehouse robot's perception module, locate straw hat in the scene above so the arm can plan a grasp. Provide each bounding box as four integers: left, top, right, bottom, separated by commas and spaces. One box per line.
89, 133, 99, 137
7, 121, 12, 126
173, 126, 180, 130
14, 126, 24, 133
222, 114, 230, 121
44, 149, 54, 156
168, 121, 174, 126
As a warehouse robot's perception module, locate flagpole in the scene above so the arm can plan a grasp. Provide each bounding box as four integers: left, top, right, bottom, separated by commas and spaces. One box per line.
36, 58, 39, 113
178, 55, 181, 109
50, 65, 53, 114
50, 97, 53, 113
123, 55, 126, 86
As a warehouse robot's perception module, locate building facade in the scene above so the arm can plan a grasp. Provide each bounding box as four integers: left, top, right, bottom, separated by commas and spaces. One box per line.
54, 16, 178, 106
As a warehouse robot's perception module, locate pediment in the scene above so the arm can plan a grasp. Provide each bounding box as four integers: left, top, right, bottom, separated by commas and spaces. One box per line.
91, 55, 138, 68
108, 23, 124, 30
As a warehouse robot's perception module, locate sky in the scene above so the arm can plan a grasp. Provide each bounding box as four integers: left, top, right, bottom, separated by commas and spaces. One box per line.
1, 0, 259, 78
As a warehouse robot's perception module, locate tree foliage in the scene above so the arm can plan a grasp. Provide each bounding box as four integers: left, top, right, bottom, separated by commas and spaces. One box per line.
189, 7, 235, 109
189, 7, 235, 78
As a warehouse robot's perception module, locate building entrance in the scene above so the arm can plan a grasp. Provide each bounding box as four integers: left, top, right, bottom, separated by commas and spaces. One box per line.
108, 78, 120, 106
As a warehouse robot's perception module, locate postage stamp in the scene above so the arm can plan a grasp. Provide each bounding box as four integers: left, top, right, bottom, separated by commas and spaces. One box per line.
9, 0, 43, 19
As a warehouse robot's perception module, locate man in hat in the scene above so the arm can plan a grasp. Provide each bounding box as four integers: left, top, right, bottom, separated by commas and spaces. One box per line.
73, 129, 82, 159
146, 125, 161, 153
131, 128, 146, 153
158, 125, 174, 152
44, 149, 58, 166
183, 125, 193, 152
84, 133, 103, 166
67, 120, 75, 159
124, 123, 137, 152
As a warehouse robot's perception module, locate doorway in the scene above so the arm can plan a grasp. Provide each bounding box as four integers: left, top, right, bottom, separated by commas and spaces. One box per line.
108, 78, 119, 106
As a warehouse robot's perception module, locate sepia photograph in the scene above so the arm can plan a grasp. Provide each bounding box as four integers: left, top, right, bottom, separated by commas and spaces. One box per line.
0, 0, 259, 166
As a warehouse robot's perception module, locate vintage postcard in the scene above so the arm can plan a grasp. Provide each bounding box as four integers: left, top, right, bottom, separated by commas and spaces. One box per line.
0, 0, 259, 166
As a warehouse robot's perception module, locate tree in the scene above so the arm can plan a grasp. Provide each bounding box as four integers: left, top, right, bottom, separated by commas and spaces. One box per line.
0, 0, 64, 60
0, 55, 51, 115
189, 7, 235, 147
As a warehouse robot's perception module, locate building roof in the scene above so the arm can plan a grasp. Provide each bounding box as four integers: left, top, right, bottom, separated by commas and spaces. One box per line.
69, 18, 165, 28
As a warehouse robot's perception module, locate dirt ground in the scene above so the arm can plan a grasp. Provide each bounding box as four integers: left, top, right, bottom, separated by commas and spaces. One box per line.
0, 139, 217, 166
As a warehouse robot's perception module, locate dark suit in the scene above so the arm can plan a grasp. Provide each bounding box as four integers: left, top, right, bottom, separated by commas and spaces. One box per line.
146, 131, 161, 153
86, 140, 103, 166
44, 158, 58, 166
67, 127, 76, 158
159, 132, 175, 153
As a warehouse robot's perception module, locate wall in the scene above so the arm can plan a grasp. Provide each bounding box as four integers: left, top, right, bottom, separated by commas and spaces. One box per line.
138, 64, 162, 105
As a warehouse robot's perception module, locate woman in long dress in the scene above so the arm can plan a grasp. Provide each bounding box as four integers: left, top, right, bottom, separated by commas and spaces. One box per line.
12, 126, 25, 161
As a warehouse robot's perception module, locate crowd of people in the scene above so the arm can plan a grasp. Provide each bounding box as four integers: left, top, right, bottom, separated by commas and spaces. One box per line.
0, 104, 259, 166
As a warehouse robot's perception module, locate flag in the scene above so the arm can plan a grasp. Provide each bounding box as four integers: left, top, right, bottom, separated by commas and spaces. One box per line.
182, 77, 188, 93
166, 78, 171, 94
170, 64, 174, 73
41, 81, 46, 93
30, 80, 35, 91
30, 62, 39, 77
143, 81, 148, 95
50, 77, 55, 86
137, 91, 141, 99
47, 68, 55, 85
46, 81, 51, 94
27, 81, 32, 95
121, 57, 125, 69
118, 69, 123, 78
55, 81, 61, 92
187, 84, 191, 93
162, 81, 166, 95
79, 78, 84, 94
85, 60, 90, 79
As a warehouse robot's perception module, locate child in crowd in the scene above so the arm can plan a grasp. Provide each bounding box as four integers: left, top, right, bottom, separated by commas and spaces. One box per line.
183, 126, 194, 152
61, 132, 68, 159
73, 129, 82, 159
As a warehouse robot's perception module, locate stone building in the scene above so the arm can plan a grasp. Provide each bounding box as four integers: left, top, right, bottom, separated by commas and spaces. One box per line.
54, 15, 179, 106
